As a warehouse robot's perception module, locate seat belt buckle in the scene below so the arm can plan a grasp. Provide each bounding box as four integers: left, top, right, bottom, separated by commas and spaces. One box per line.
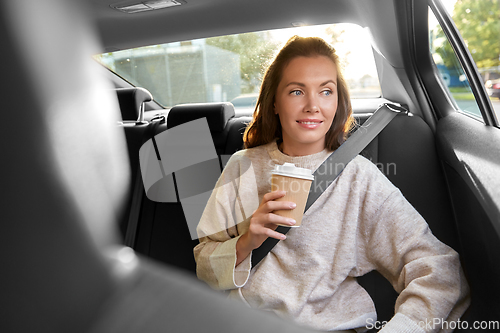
381, 102, 413, 117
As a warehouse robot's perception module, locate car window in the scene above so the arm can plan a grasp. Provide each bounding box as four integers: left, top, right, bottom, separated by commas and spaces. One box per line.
95, 23, 381, 111
428, 0, 500, 121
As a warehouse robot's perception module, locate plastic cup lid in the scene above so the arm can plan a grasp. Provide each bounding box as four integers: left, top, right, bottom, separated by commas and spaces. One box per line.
271, 162, 314, 181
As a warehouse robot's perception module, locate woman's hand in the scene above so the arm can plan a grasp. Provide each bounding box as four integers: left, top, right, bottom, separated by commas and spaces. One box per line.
235, 190, 296, 266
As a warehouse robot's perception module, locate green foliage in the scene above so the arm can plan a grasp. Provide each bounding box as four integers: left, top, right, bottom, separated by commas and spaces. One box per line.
436, 0, 500, 69
206, 32, 279, 94
434, 24, 464, 79
454, 0, 500, 68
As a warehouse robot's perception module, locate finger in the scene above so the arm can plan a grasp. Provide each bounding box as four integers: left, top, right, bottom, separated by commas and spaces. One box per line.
262, 190, 286, 203
265, 213, 296, 226
264, 228, 287, 241
250, 212, 295, 229
264, 200, 296, 212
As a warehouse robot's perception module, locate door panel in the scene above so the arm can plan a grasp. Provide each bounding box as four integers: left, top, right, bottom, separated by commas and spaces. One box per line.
436, 112, 500, 325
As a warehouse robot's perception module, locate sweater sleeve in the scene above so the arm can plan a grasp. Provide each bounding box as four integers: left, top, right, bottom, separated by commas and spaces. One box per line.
363, 189, 470, 333
193, 153, 259, 290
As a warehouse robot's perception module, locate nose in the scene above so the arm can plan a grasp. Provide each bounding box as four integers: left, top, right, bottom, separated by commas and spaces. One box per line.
304, 94, 320, 113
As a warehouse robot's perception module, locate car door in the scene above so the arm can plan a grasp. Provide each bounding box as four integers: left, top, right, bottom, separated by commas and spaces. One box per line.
409, 0, 500, 328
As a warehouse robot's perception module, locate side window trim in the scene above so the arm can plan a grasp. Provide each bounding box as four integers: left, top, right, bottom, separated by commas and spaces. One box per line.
428, 0, 498, 127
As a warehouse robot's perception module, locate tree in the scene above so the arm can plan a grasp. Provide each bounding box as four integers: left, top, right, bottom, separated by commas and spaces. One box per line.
436, 0, 500, 69
206, 32, 279, 94
325, 25, 350, 69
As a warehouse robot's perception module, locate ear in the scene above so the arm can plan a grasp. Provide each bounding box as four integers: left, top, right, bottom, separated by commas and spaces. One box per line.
274, 103, 278, 115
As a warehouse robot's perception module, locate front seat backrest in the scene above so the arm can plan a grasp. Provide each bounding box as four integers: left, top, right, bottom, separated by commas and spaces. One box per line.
1, 0, 129, 332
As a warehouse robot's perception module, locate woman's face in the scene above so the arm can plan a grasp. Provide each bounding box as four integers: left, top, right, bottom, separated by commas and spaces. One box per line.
274, 55, 338, 156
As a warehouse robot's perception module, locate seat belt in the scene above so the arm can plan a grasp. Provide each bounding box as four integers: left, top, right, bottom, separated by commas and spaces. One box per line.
251, 103, 410, 268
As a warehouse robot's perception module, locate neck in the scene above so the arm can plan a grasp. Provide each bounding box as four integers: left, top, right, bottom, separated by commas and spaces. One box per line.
279, 140, 325, 157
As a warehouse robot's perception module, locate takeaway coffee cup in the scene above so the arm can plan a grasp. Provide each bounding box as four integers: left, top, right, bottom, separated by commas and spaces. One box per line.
271, 163, 314, 227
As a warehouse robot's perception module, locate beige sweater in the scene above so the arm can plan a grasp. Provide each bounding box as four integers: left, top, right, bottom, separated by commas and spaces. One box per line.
194, 141, 469, 332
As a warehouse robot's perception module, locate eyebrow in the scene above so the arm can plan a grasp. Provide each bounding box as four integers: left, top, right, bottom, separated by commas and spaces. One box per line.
285, 79, 337, 87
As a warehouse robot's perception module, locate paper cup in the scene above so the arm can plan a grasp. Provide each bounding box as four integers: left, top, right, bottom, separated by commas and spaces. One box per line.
271, 163, 314, 227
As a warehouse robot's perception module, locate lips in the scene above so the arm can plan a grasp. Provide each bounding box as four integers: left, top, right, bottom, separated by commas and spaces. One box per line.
297, 119, 322, 129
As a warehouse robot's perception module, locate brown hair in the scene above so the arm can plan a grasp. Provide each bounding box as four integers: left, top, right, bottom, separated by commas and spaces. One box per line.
243, 35, 354, 151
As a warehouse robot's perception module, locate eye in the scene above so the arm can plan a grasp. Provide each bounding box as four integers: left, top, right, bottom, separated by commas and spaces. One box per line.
290, 90, 302, 96
321, 89, 333, 96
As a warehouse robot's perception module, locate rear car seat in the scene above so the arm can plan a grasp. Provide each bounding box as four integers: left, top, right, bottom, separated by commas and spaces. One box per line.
166, 102, 252, 162
131, 102, 247, 272
116, 87, 153, 123
356, 112, 459, 326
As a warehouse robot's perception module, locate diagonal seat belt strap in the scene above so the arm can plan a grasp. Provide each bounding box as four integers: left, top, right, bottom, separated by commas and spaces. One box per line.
304, 103, 409, 211
251, 103, 410, 268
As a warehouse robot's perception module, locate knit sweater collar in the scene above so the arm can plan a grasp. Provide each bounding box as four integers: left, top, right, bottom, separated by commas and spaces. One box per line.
265, 140, 332, 172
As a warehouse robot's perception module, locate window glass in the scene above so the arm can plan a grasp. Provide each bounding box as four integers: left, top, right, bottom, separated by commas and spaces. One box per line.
95, 23, 381, 112
428, 0, 500, 119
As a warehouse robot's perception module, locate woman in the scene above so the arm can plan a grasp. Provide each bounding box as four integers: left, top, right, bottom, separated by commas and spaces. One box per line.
194, 36, 469, 332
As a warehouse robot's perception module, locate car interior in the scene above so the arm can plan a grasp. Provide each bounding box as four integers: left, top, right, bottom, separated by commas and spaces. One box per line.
3, 0, 500, 332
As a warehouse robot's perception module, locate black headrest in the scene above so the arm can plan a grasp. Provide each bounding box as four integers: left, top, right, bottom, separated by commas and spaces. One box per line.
115, 87, 153, 121
167, 102, 235, 132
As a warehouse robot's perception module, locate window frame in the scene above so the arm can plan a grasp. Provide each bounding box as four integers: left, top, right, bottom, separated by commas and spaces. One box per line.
426, 0, 498, 126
